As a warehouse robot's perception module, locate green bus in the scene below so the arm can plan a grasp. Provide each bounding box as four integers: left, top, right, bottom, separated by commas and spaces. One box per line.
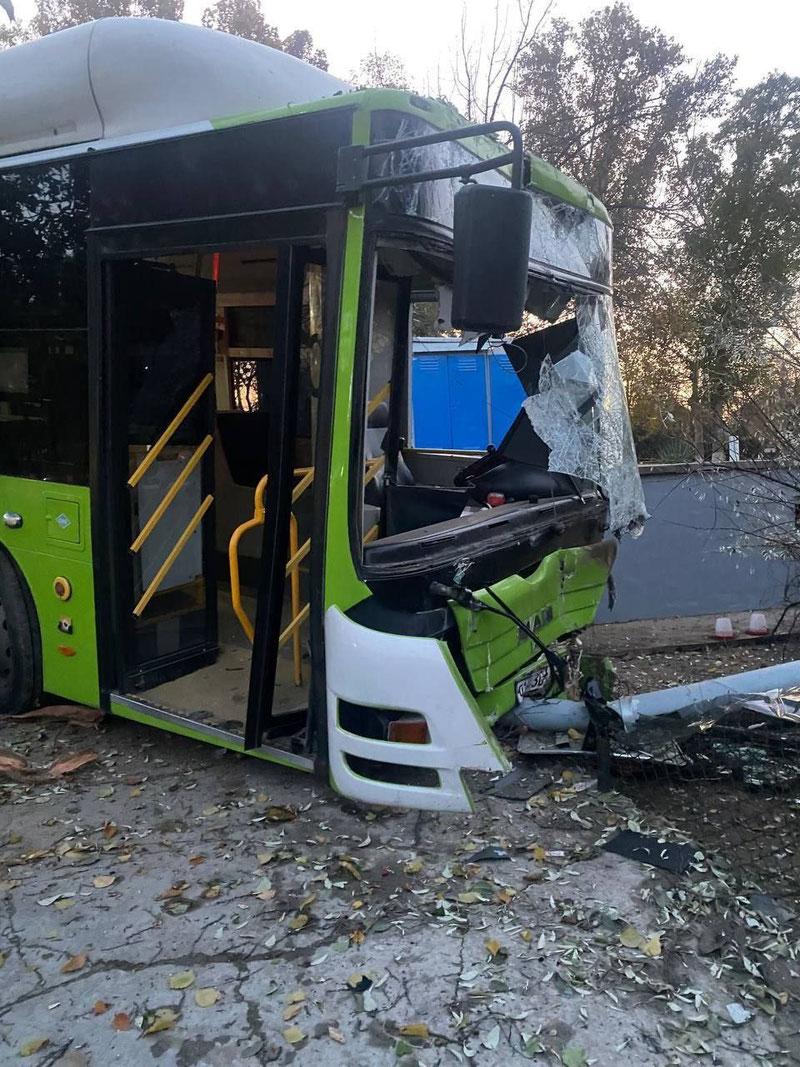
0, 18, 645, 810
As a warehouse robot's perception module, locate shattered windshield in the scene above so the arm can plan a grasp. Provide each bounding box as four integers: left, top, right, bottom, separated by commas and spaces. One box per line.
368, 113, 647, 536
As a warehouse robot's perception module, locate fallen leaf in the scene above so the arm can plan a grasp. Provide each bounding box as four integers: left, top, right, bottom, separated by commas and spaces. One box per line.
288, 914, 309, 931
520, 929, 533, 942
111, 1013, 132, 1032
619, 926, 645, 949
143, 1007, 179, 1035
19, 1037, 48, 1057
282, 1025, 305, 1045
96, 785, 115, 799
168, 970, 195, 990
60, 953, 87, 973
300, 894, 316, 911
92, 1001, 109, 1015
404, 859, 423, 874
561, 1048, 589, 1067
350, 929, 365, 945
156, 883, 188, 900
642, 935, 662, 957
188, 855, 205, 866
12, 705, 102, 727
528, 845, 547, 862
398, 1022, 429, 1038
265, 805, 296, 823
457, 892, 484, 904
203, 886, 221, 900
92, 875, 116, 889
347, 973, 373, 992
0, 880, 21, 891
483, 1024, 500, 1050
55, 899, 75, 911
102, 823, 118, 840
283, 1004, 303, 1021
328, 1026, 346, 1044
256, 852, 275, 865
485, 938, 505, 958
286, 991, 306, 1004
194, 988, 221, 1007
0, 952, 5, 969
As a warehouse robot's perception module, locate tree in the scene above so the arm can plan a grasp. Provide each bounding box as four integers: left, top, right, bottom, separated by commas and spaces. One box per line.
513, 3, 734, 450
452, 0, 552, 124
353, 48, 410, 91
32, 0, 183, 35
282, 28, 327, 71
201, 0, 278, 46
201, 0, 327, 69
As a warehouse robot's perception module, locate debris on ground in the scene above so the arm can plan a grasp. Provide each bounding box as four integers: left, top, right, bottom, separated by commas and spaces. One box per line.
603, 828, 695, 873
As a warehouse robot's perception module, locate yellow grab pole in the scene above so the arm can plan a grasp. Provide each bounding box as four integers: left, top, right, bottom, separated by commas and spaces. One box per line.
228, 473, 269, 644
279, 602, 310, 647
128, 373, 214, 488
367, 381, 391, 416
289, 513, 302, 686
133, 494, 214, 617
129, 435, 213, 553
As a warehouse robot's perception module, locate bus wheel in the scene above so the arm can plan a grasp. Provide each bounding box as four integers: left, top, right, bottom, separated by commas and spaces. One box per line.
0, 550, 42, 716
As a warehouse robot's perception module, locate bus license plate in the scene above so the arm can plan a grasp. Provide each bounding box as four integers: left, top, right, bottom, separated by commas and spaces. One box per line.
515, 666, 551, 703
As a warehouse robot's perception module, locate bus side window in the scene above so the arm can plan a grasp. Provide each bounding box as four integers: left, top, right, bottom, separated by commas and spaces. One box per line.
0, 159, 90, 486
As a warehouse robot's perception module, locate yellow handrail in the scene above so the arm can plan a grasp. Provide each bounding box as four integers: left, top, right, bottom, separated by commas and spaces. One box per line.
128, 373, 214, 488
227, 446, 384, 688
133, 494, 214, 617
129, 435, 213, 553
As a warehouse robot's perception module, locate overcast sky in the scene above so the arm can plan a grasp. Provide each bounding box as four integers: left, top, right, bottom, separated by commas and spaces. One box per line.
11, 0, 800, 88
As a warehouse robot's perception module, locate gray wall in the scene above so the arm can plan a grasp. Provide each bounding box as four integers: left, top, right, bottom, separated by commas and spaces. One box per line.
597, 468, 796, 622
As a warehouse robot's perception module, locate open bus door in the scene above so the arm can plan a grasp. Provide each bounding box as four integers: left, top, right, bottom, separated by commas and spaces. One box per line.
99, 245, 314, 761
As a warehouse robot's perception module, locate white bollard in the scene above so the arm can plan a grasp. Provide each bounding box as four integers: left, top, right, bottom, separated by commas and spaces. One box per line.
714, 616, 735, 640
747, 611, 769, 636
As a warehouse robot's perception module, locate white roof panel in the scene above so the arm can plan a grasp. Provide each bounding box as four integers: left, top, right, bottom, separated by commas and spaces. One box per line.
0, 18, 350, 160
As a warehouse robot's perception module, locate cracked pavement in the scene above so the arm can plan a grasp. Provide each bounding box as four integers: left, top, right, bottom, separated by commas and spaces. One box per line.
1, 715, 799, 1065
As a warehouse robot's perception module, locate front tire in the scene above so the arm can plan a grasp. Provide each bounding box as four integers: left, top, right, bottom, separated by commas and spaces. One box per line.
0, 549, 42, 716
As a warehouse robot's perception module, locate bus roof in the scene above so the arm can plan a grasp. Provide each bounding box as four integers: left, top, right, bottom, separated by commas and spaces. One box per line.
0, 17, 610, 226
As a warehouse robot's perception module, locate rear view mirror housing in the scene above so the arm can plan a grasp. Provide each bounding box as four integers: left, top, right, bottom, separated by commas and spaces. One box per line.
451, 183, 533, 335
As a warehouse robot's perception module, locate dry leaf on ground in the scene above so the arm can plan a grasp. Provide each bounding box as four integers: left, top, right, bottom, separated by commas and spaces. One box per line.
60, 953, 87, 973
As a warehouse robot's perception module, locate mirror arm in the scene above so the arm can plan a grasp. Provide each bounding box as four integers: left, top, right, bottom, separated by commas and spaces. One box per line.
337, 119, 525, 196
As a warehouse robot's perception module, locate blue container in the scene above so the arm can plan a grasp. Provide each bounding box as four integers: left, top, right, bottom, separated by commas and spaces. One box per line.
411, 339, 525, 450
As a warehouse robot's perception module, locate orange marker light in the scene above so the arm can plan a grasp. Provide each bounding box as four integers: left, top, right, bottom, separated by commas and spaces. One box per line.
387, 718, 429, 744
53, 576, 72, 601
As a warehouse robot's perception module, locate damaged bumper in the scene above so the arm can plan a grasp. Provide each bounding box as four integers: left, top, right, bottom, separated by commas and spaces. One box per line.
324, 606, 509, 812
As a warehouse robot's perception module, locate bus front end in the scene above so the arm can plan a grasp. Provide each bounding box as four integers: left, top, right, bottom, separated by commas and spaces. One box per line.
323, 102, 647, 811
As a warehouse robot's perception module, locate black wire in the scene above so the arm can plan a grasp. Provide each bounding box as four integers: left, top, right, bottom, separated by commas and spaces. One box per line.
481, 587, 567, 689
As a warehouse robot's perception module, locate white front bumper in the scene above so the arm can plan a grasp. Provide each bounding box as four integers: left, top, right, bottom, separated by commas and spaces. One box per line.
325, 606, 509, 812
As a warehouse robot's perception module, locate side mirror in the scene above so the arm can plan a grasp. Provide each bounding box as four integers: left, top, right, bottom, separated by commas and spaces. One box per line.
451, 183, 532, 335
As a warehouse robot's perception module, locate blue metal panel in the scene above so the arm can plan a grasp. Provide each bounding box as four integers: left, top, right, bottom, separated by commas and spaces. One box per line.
412, 354, 451, 448
488, 350, 526, 445
447, 353, 489, 450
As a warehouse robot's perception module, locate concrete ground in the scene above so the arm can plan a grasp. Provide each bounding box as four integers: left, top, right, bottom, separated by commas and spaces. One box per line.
2, 711, 799, 1066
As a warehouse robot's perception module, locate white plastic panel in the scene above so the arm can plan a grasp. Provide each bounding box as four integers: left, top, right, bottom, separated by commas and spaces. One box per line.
0, 24, 102, 157
0, 18, 349, 160
325, 606, 508, 812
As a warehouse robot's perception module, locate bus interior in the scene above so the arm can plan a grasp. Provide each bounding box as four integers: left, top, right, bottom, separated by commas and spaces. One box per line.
115, 243, 322, 751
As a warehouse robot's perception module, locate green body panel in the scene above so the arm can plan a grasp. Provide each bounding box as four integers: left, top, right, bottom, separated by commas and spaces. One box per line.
210, 88, 611, 227
323, 107, 373, 614
0, 476, 100, 707
452, 543, 616, 723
